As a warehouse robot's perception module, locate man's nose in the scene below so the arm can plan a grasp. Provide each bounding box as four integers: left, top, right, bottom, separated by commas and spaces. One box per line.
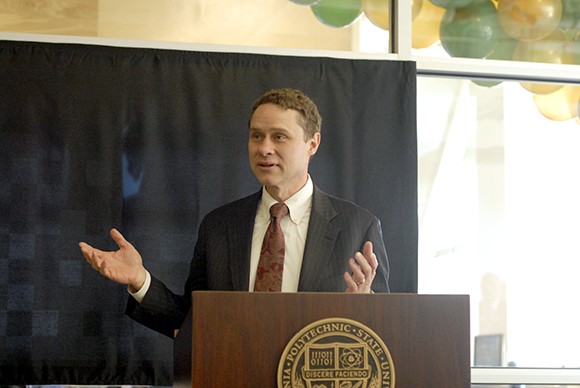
258, 137, 275, 154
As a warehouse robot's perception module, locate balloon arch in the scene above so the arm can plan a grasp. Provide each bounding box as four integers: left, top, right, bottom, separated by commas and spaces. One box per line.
290, 0, 580, 123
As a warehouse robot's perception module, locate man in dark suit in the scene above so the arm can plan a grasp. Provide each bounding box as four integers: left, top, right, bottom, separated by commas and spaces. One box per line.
80, 88, 389, 338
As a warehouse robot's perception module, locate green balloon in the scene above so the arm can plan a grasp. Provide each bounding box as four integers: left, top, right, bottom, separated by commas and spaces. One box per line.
290, 0, 320, 5
440, 0, 501, 59
472, 79, 502, 88
485, 30, 518, 61
569, 38, 580, 66
430, 0, 475, 10
311, 0, 363, 28
559, 0, 580, 31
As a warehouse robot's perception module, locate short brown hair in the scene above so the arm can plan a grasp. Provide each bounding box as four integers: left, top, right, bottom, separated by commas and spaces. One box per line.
249, 88, 322, 140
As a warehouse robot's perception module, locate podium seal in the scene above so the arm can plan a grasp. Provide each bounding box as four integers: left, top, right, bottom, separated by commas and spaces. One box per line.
278, 317, 395, 388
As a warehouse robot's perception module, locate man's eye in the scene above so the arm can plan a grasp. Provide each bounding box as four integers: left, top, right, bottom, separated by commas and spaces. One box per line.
276, 134, 287, 141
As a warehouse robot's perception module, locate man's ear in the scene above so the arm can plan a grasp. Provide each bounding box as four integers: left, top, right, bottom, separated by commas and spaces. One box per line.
309, 132, 321, 156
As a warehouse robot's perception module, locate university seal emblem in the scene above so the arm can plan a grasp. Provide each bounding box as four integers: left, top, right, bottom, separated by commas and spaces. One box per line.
278, 317, 395, 388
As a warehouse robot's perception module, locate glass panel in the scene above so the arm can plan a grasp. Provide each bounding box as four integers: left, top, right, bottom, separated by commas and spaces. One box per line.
411, 0, 580, 66
417, 75, 580, 368
0, 0, 392, 53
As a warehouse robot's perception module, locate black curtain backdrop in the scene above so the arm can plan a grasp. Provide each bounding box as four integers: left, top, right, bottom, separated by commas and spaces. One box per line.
0, 40, 417, 385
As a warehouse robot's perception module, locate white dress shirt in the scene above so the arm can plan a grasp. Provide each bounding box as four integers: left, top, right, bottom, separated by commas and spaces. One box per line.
249, 176, 313, 292
131, 176, 314, 301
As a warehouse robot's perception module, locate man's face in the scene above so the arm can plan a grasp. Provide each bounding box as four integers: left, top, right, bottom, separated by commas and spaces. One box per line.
248, 103, 320, 202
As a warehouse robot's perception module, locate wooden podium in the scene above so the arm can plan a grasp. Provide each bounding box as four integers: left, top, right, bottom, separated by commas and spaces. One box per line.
174, 292, 470, 387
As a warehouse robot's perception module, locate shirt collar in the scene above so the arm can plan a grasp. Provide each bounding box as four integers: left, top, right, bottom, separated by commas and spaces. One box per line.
260, 176, 314, 224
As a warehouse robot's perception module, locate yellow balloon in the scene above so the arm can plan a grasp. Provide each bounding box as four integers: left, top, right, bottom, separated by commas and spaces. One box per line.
523, 82, 564, 95
514, 28, 573, 94
362, 0, 423, 31
362, 0, 390, 30
513, 28, 573, 63
533, 85, 580, 121
412, 0, 445, 48
498, 0, 563, 42
413, 0, 424, 20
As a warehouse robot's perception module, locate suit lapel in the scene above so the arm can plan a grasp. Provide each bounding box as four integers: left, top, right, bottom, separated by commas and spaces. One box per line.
229, 190, 261, 291
298, 187, 339, 291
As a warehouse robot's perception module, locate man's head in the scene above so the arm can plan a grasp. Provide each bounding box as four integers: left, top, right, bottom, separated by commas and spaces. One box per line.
248, 88, 322, 202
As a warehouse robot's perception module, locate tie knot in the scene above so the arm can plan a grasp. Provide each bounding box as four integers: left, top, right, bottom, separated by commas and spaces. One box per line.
270, 202, 289, 220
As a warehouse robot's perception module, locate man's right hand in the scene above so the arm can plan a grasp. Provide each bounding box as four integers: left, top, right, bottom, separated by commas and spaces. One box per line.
79, 228, 147, 292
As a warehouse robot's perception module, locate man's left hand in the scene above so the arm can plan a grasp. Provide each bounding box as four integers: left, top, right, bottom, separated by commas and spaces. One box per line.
344, 241, 377, 294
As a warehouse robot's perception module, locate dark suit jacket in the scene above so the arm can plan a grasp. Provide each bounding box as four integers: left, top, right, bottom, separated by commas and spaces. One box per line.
126, 186, 390, 337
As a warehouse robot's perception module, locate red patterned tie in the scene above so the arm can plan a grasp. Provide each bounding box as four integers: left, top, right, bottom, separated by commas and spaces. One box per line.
254, 202, 289, 292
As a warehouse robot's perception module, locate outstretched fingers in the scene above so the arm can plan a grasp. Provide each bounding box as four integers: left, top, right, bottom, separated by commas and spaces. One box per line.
110, 228, 130, 249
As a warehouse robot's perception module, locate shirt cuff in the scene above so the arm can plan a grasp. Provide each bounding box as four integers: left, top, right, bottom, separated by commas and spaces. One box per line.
128, 270, 151, 303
